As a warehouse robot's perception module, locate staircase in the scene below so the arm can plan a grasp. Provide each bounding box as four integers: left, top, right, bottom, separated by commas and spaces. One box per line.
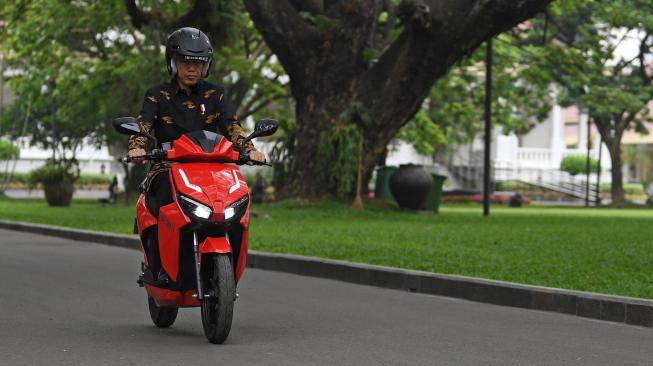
495, 168, 599, 202
449, 165, 599, 202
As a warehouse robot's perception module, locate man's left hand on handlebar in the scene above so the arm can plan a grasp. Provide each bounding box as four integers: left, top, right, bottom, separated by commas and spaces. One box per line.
247, 150, 267, 165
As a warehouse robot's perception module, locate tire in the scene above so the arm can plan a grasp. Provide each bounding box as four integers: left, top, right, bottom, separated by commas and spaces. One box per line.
201, 254, 235, 344
147, 295, 178, 328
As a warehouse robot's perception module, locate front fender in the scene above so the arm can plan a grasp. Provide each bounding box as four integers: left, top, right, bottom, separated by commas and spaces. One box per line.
200, 236, 231, 255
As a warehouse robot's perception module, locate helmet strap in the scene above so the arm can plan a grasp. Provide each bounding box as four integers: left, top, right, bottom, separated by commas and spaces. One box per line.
169, 59, 177, 75
202, 60, 211, 78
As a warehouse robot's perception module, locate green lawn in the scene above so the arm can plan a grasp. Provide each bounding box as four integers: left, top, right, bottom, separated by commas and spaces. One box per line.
1, 196, 652, 299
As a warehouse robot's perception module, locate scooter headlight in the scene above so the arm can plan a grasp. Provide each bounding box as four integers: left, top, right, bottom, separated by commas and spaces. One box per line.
179, 195, 212, 220
224, 194, 249, 222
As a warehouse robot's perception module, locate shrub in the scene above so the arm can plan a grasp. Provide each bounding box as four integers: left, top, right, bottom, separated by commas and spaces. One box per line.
26, 162, 79, 189
77, 174, 113, 186
560, 155, 598, 176
601, 183, 645, 197
316, 124, 360, 198
0, 140, 19, 160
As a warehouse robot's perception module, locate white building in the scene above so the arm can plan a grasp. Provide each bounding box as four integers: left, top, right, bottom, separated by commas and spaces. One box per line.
3, 137, 122, 176
385, 102, 632, 200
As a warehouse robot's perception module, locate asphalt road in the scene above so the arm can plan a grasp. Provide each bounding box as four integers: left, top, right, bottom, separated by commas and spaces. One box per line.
1, 229, 652, 366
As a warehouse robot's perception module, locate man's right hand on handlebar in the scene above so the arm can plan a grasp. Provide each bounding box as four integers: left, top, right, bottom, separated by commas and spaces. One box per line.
247, 150, 267, 166
128, 148, 148, 164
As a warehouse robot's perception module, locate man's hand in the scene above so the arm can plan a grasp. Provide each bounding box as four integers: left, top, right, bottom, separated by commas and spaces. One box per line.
128, 148, 148, 164
247, 150, 267, 165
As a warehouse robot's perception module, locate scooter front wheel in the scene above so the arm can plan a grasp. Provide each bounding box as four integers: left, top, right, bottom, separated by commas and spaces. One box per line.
201, 254, 235, 344
147, 295, 178, 328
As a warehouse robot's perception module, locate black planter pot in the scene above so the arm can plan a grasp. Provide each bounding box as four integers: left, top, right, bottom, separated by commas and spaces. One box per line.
43, 178, 74, 207
389, 164, 433, 210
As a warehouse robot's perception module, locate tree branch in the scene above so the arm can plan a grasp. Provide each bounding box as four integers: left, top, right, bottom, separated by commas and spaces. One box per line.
170, 0, 212, 30
124, 0, 211, 30
124, 0, 151, 29
382, 0, 397, 40
358, 0, 553, 132
244, 0, 322, 80
638, 32, 652, 83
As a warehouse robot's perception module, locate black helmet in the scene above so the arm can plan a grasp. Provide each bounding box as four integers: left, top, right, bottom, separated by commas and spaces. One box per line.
165, 27, 213, 77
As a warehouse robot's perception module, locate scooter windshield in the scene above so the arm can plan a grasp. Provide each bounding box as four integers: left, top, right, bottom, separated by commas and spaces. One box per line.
185, 130, 222, 153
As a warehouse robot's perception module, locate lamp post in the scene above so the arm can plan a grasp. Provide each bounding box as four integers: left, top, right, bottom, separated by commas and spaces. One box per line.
40, 78, 57, 162
483, 38, 493, 217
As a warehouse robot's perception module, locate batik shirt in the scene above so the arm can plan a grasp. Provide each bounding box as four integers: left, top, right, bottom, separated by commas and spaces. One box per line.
128, 80, 255, 186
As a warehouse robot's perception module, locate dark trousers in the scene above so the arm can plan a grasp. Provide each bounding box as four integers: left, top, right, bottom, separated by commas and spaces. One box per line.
144, 171, 173, 275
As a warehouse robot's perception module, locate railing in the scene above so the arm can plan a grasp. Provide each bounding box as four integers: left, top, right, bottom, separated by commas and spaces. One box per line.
449, 165, 599, 201
516, 148, 553, 164
495, 167, 598, 201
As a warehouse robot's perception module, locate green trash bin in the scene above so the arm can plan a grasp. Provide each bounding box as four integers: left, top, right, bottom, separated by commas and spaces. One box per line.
422, 174, 447, 213
374, 166, 398, 200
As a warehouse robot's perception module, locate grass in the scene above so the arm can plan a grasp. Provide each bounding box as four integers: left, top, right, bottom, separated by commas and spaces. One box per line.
1, 196, 652, 299
0, 199, 134, 234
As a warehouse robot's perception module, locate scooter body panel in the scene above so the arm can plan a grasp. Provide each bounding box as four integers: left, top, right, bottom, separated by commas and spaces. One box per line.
200, 236, 231, 255
157, 201, 191, 282
136, 194, 157, 235
235, 230, 248, 281
170, 163, 249, 216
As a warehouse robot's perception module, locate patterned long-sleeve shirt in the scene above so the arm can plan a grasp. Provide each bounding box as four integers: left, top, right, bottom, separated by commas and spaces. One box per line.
129, 80, 255, 187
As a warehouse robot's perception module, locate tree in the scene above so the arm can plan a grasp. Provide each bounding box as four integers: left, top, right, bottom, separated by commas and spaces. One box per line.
242, 0, 553, 198
123, 0, 289, 124
1, 0, 149, 162
0, 0, 288, 161
399, 33, 554, 158
521, 0, 653, 204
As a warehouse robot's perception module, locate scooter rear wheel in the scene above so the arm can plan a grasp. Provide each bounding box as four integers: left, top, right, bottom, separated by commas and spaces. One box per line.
201, 254, 235, 344
147, 295, 178, 328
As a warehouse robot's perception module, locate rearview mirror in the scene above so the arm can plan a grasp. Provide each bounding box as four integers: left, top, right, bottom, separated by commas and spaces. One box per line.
112, 117, 141, 136
245, 119, 279, 142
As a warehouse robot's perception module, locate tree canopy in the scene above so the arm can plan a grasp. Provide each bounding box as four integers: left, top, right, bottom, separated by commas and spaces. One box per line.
0, 0, 288, 162
519, 0, 653, 203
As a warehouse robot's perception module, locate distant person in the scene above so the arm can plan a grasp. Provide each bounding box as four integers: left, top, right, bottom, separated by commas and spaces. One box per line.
251, 172, 266, 204
108, 176, 118, 203
508, 192, 523, 207
127, 27, 267, 280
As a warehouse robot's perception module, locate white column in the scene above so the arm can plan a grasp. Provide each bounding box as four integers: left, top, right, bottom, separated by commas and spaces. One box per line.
550, 103, 565, 169
578, 109, 589, 151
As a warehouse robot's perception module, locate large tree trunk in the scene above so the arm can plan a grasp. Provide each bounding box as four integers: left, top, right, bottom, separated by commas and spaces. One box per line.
594, 117, 626, 205
245, 0, 553, 198
606, 140, 626, 205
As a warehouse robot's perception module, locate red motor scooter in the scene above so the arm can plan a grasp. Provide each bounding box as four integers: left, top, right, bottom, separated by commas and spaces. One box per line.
113, 117, 278, 344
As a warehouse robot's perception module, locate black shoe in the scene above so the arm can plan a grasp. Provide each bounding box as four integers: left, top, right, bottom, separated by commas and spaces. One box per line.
138, 266, 157, 285
156, 269, 170, 286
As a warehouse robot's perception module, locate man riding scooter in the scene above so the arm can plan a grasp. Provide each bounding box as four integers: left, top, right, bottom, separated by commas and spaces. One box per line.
128, 27, 267, 284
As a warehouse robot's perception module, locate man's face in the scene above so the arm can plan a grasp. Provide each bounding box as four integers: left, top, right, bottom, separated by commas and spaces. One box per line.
175, 58, 204, 88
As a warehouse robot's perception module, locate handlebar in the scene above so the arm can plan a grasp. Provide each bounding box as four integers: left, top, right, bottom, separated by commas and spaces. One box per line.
237, 150, 271, 166
122, 149, 271, 166
121, 149, 166, 163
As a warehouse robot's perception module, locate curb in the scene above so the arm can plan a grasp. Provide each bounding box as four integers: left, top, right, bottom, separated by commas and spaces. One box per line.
1, 219, 651, 328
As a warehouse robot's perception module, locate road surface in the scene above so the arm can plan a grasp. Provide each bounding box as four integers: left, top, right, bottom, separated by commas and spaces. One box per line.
1, 229, 652, 366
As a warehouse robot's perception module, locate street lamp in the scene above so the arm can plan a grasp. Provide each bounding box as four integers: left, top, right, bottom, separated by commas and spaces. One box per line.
40, 78, 57, 161
483, 38, 493, 217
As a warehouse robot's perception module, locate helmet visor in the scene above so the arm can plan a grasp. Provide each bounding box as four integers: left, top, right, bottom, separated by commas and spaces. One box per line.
175, 55, 210, 63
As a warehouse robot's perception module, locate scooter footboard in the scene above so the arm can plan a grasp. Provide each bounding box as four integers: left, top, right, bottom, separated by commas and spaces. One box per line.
144, 284, 200, 307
